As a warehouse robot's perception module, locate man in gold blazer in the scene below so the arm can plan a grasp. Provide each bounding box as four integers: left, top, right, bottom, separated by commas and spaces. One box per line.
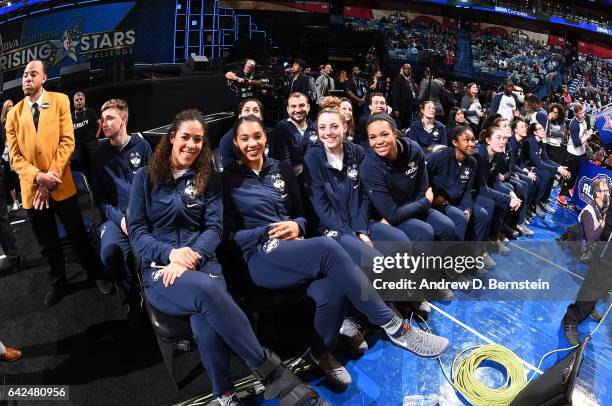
5, 60, 113, 306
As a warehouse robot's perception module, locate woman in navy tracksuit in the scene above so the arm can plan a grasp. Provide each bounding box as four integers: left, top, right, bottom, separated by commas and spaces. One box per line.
523, 122, 571, 214
360, 113, 457, 256
407, 101, 447, 149
222, 115, 449, 387
219, 98, 265, 169
495, 117, 533, 237
128, 110, 319, 406
474, 127, 522, 252
303, 109, 429, 321
508, 118, 539, 230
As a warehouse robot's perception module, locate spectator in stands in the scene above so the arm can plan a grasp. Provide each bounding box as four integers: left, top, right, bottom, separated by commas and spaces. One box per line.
366, 70, 384, 105
392, 64, 418, 130
283, 59, 311, 100
91, 99, 152, 324
562, 178, 610, 346
128, 109, 321, 406
71, 91, 101, 180
418, 68, 446, 122
356, 93, 388, 147
447, 107, 469, 140
0, 339, 21, 362
315, 63, 335, 106
346, 66, 366, 115
525, 94, 549, 133
524, 122, 571, 215
558, 102, 592, 206
268, 92, 318, 175
361, 113, 456, 301
1, 99, 20, 211
546, 103, 566, 166
223, 114, 450, 387
408, 101, 447, 148
561, 86, 572, 106
5, 60, 112, 306
219, 98, 265, 169
461, 83, 485, 135
339, 98, 356, 143
489, 79, 520, 122
335, 70, 348, 94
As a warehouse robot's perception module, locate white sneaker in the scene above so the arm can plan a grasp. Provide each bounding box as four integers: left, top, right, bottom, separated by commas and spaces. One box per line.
11, 201, 19, 211
217, 391, 244, 406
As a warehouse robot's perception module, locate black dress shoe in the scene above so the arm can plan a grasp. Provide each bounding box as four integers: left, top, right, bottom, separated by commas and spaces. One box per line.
589, 308, 603, 322
94, 278, 116, 295
562, 319, 580, 346
8, 255, 26, 270
45, 283, 69, 307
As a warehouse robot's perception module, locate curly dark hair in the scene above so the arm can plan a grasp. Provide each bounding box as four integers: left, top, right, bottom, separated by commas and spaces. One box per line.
148, 109, 212, 196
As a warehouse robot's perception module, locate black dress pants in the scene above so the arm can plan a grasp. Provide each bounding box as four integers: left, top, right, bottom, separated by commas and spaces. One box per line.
564, 243, 612, 323
27, 194, 102, 286
0, 169, 17, 258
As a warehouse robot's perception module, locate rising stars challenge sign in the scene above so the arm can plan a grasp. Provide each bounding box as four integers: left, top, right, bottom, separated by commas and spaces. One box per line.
0, 24, 136, 73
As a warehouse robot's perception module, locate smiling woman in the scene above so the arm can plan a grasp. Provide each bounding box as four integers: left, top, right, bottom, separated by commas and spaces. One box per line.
128, 109, 321, 405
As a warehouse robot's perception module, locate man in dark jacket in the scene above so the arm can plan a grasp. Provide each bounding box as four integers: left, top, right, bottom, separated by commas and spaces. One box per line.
418, 68, 446, 122
283, 59, 311, 99
392, 64, 417, 130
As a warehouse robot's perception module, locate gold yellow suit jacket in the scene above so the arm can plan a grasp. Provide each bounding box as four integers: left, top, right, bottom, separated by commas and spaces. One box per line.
5, 91, 76, 209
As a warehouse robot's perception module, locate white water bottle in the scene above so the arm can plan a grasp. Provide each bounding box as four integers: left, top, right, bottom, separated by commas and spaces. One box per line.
402, 393, 441, 406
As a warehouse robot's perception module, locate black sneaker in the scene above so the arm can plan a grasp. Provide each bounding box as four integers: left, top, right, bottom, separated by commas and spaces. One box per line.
562, 319, 580, 346
339, 318, 368, 354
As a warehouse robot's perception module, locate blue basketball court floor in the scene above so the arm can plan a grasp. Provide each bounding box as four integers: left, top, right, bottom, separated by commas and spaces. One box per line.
255, 195, 610, 406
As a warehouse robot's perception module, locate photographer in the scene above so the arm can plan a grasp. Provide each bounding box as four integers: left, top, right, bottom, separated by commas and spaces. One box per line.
562, 178, 610, 345
225, 59, 264, 112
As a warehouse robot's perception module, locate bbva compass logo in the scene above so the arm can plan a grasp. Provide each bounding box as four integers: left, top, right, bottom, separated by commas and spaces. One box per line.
577, 173, 612, 205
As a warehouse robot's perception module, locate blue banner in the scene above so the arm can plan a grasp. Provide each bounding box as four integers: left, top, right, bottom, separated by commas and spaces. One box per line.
0, 0, 174, 80
574, 160, 612, 209
595, 105, 612, 147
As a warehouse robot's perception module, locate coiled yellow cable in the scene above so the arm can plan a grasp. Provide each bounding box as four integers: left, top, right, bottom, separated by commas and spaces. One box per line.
416, 303, 611, 406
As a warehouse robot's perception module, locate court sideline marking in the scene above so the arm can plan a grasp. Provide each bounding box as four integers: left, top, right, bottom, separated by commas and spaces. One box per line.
429, 303, 544, 375
509, 242, 584, 281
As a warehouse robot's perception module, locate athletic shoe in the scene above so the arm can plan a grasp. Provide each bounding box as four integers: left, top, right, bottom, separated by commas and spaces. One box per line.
497, 233, 510, 244
310, 352, 352, 389
557, 195, 568, 206
490, 240, 510, 255
339, 318, 368, 354
535, 205, 547, 217
540, 203, 556, 213
589, 308, 603, 322
407, 300, 431, 320
11, 201, 19, 211
217, 391, 244, 406
481, 252, 496, 269
386, 319, 449, 358
516, 224, 534, 237
562, 319, 580, 346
